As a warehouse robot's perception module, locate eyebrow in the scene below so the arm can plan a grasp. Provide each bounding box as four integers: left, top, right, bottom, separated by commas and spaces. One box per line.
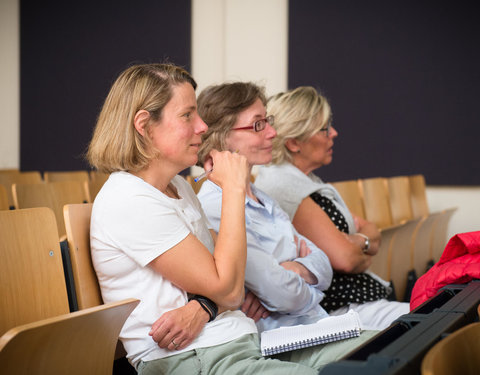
248, 112, 266, 122
180, 105, 197, 113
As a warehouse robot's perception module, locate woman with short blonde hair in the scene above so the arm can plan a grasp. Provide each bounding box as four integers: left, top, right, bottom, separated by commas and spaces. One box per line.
256, 86, 409, 330
267, 87, 332, 165
87, 63, 197, 173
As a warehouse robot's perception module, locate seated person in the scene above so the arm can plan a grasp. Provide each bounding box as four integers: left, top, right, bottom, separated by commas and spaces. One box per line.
87, 63, 326, 374
196, 82, 378, 361
255, 86, 409, 329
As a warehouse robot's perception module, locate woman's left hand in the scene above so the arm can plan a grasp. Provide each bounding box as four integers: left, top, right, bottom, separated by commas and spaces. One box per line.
149, 300, 210, 351
241, 291, 271, 322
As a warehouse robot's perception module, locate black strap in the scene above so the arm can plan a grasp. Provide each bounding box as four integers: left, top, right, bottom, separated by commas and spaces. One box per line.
189, 295, 218, 322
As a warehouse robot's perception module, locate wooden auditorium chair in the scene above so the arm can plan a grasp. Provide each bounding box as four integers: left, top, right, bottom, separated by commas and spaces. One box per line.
430, 207, 458, 263
0, 170, 42, 209
86, 171, 110, 202
12, 180, 89, 238
0, 207, 70, 336
386, 175, 414, 225
63, 203, 130, 361
408, 174, 458, 264
0, 184, 8, 210
0, 298, 139, 375
330, 179, 366, 219
421, 322, 480, 375
358, 177, 394, 229
63, 203, 102, 309
43, 170, 90, 183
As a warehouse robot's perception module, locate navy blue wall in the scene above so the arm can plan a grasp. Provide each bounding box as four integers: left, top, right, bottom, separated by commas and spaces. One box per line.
21, 0, 191, 171
289, 1, 480, 185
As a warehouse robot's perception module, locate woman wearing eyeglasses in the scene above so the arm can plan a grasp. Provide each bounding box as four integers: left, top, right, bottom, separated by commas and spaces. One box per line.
254, 86, 409, 330
196, 82, 376, 370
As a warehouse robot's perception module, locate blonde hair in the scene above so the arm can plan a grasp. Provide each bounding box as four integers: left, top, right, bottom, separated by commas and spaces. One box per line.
266, 86, 331, 164
196, 82, 266, 167
86, 63, 196, 173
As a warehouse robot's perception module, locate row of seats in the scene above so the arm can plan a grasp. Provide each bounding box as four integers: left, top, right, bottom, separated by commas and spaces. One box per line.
0, 169, 109, 209
1, 204, 476, 374
330, 174, 457, 301
0, 205, 138, 374
0, 169, 109, 238
3, 169, 456, 303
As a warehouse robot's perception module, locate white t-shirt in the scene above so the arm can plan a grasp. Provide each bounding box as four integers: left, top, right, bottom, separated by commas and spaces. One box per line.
90, 172, 257, 369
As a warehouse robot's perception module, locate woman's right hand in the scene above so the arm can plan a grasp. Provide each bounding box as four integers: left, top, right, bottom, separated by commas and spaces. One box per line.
149, 300, 210, 351
204, 149, 249, 191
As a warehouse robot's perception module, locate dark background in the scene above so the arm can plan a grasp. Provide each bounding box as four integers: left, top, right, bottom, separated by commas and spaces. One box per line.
20, 1, 480, 185
289, 1, 480, 185
20, 0, 191, 172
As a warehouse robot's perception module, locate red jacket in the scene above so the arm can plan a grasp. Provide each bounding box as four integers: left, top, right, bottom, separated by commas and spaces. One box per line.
410, 231, 480, 310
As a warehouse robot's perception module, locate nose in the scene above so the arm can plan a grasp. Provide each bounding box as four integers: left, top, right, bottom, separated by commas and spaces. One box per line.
329, 125, 338, 138
196, 115, 208, 134
265, 122, 277, 139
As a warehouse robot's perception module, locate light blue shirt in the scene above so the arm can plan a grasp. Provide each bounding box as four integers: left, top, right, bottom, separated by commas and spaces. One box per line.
198, 180, 332, 332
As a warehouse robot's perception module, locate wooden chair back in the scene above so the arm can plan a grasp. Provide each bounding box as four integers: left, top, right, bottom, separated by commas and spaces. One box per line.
44, 170, 90, 183
0, 184, 9, 210
64, 203, 103, 309
0, 171, 43, 208
430, 207, 458, 263
388, 217, 424, 301
89, 170, 110, 183
0, 298, 139, 375
63, 203, 130, 360
0, 168, 19, 174
331, 179, 366, 219
369, 223, 403, 281
409, 174, 430, 218
85, 178, 108, 203
13, 181, 89, 238
387, 176, 414, 225
421, 322, 480, 375
0, 207, 70, 336
358, 177, 393, 229
411, 211, 444, 277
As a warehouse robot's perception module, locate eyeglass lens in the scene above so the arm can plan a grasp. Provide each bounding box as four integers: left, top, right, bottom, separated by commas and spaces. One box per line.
254, 115, 274, 132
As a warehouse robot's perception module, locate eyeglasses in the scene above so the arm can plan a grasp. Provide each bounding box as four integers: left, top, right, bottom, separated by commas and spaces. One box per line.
231, 115, 275, 132
319, 121, 332, 137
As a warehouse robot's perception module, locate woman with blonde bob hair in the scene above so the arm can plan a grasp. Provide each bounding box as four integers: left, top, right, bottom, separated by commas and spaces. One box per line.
255, 86, 409, 330
87, 64, 317, 374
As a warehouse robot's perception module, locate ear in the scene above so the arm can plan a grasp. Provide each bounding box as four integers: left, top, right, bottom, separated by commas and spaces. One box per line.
285, 138, 301, 153
133, 110, 151, 137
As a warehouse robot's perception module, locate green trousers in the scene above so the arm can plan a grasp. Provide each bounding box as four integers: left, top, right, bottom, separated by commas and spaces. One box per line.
138, 330, 377, 375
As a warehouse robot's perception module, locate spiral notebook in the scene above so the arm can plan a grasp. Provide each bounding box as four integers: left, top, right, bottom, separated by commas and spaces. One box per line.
260, 310, 362, 356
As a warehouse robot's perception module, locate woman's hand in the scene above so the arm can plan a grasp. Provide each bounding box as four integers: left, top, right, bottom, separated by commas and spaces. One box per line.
149, 300, 210, 351
241, 291, 271, 322
294, 235, 312, 258
205, 149, 249, 191
281, 235, 317, 284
